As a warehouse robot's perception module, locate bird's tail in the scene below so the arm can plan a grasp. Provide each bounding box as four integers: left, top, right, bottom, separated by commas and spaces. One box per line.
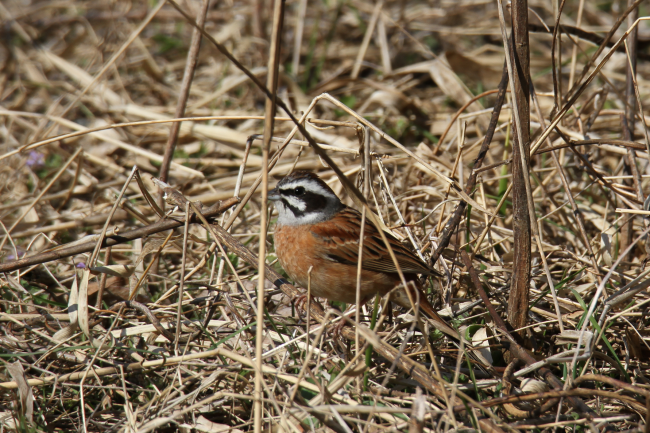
391, 282, 496, 373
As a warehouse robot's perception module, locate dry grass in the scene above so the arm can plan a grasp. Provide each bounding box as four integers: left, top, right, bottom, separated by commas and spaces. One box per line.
2, 0, 650, 431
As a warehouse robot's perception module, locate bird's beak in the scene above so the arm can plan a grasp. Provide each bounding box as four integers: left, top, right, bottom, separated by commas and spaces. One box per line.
268, 187, 280, 201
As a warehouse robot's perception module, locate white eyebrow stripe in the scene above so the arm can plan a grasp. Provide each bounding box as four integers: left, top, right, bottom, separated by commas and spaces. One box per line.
280, 180, 336, 199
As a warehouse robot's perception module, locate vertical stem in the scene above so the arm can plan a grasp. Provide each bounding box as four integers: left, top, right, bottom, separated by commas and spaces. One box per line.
430, 63, 508, 267
156, 0, 209, 294
350, 0, 383, 80
159, 0, 210, 185
620, 0, 641, 263
95, 247, 112, 310
292, 0, 308, 77
174, 201, 191, 354
255, 0, 285, 431
355, 206, 366, 357
306, 266, 312, 362
507, 0, 531, 334
363, 295, 380, 390
550, 0, 567, 112
554, 0, 562, 104
567, 0, 585, 87
356, 128, 370, 368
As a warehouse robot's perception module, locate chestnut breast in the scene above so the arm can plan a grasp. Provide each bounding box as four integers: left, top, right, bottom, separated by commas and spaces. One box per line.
274, 223, 400, 304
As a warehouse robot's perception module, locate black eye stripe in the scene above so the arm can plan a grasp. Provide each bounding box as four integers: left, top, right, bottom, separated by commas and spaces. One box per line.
280, 187, 303, 196
302, 191, 327, 212
279, 191, 327, 215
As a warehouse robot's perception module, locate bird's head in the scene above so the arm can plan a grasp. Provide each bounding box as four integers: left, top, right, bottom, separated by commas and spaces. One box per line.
269, 171, 345, 226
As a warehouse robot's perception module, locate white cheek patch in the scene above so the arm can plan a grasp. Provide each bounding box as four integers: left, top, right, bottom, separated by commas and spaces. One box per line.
274, 198, 332, 226
278, 209, 327, 226
294, 211, 330, 225
283, 196, 306, 211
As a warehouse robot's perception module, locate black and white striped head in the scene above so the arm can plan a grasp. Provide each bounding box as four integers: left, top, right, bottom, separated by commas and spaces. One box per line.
269, 171, 345, 226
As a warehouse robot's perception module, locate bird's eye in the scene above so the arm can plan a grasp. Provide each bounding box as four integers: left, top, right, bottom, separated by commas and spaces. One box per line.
294, 187, 305, 195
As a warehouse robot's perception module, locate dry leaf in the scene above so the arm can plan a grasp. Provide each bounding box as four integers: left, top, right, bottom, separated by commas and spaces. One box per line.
5, 362, 33, 424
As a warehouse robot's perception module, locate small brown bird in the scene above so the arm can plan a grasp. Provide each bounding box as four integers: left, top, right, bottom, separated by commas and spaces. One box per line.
269, 171, 458, 339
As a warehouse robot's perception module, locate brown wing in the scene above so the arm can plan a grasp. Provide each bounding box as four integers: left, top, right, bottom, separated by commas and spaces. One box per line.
310, 207, 437, 276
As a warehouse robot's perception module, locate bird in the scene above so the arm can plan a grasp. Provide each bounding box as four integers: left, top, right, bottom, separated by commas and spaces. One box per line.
268, 170, 459, 339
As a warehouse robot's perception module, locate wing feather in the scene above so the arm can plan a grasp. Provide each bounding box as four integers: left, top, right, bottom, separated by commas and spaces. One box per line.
310, 207, 436, 276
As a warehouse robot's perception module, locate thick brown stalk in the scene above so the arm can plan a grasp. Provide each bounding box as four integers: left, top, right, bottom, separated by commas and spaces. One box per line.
507, 0, 531, 334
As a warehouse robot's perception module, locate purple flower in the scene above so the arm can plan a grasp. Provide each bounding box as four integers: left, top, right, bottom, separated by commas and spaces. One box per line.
76, 262, 86, 268
6, 252, 24, 261
26, 151, 45, 168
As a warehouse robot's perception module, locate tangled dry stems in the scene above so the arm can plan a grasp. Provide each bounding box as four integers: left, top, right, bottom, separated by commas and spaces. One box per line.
1, 0, 650, 431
